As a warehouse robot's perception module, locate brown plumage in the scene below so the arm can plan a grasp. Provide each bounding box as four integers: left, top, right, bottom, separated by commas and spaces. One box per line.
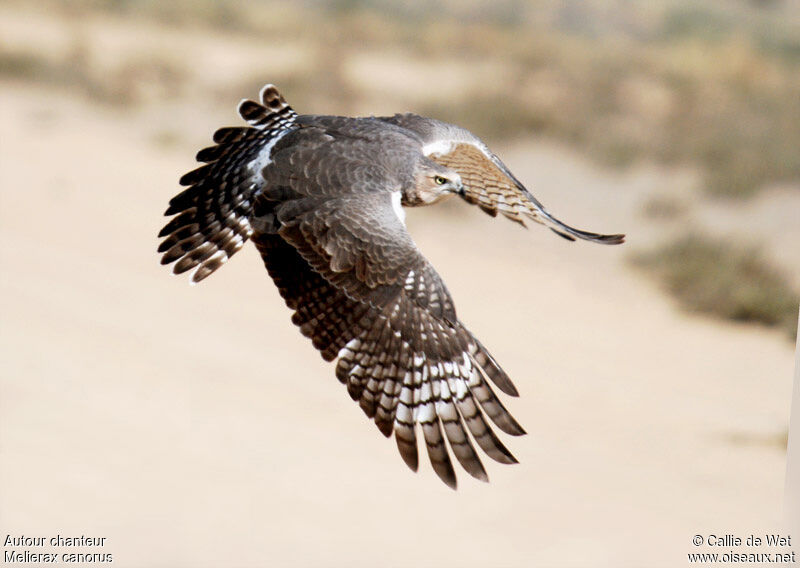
158, 84, 624, 489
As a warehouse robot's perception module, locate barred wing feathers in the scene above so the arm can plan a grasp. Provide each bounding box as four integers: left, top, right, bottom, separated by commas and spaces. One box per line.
429, 142, 625, 244
380, 113, 625, 245
253, 189, 524, 488
157, 85, 298, 283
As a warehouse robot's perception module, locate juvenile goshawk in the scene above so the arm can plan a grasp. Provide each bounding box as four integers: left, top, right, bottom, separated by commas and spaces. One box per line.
158, 85, 624, 488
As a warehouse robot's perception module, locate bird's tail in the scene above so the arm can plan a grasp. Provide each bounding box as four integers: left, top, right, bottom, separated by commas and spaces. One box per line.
157, 85, 297, 283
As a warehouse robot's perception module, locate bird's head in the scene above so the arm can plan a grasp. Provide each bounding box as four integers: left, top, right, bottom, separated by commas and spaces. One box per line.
408, 160, 464, 206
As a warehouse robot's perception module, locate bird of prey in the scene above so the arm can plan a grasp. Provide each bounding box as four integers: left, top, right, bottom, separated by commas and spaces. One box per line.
158, 84, 624, 489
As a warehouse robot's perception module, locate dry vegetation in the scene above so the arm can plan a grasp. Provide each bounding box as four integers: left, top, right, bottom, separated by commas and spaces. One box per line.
3, 0, 799, 198
633, 234, 799, 339
1, 0, 798, 336
0, 41, 185, 106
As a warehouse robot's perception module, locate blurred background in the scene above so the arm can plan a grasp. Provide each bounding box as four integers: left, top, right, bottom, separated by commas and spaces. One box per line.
1, 0, 798, 566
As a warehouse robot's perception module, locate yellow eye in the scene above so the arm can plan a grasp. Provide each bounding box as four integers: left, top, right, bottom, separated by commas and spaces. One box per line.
434, 175, 447, 185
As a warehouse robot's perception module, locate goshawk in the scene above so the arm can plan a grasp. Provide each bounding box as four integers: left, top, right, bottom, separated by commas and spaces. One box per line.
158, 85, 624, 488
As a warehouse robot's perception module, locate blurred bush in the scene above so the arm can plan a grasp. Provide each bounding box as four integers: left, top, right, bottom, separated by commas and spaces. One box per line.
632, 234, 799, 340
3, 0, 798, 338
3, 0, 798, 197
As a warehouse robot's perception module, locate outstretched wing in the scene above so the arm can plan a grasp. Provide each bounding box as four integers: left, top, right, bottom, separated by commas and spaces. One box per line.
381, 114, 625, 244
431, 142, 625, 243
157, 85, 298, 283
253, 188, 525, 488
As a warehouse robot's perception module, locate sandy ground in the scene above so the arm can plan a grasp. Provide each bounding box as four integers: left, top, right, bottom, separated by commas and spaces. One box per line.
0, 78, 796, 567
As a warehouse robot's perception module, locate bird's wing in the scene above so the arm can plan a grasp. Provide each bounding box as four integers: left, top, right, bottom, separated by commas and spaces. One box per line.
253, 190, 524, 488
157, 85, 298, 283
425, 140, 625, 244
378, 113, 624, 244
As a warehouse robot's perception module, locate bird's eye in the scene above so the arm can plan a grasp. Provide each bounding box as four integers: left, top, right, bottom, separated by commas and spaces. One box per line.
434, 175, 447, 185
